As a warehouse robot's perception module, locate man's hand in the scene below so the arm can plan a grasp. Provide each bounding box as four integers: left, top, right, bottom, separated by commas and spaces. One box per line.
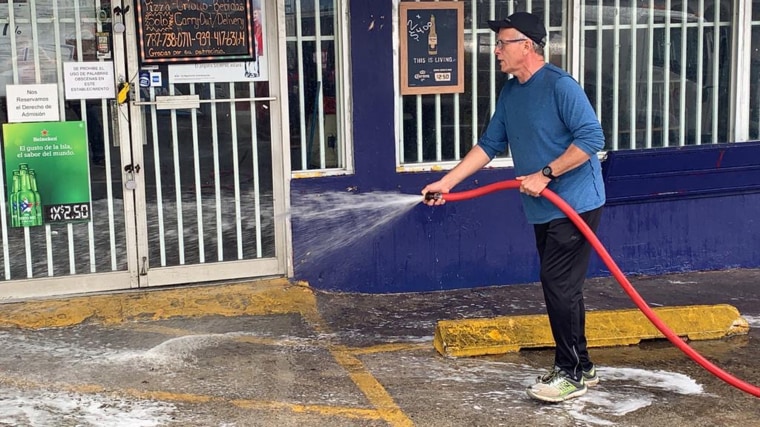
421, 181, 449, 206
516, 171, 551, 197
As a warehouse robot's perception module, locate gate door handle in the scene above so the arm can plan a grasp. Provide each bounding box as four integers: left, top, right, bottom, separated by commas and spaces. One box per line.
124, 164, 141, 173
124, 164, 141, 190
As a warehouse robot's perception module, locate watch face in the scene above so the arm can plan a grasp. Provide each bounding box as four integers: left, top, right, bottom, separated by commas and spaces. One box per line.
542, 166, 552, 176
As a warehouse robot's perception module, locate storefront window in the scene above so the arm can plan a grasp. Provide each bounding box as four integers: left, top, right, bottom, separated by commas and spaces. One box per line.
398, 0, 739, 167
286, 0, 344, 171
582, 0, 732, 150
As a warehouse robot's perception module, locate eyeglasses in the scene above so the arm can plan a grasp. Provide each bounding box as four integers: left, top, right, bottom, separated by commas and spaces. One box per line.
495, 38, 528, 49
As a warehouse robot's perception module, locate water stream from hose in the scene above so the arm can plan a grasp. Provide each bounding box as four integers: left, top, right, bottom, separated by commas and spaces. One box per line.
290, 191, 421, 262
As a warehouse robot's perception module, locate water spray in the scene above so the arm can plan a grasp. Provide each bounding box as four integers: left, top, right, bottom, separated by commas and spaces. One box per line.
426, 179, 760, 398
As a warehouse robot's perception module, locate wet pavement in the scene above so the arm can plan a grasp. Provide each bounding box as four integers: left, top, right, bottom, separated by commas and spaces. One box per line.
0, 269, 759, 426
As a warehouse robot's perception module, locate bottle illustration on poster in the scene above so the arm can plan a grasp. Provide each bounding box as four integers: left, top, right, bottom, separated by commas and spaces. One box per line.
428, 15, 438, 55
11, 164, 44, 227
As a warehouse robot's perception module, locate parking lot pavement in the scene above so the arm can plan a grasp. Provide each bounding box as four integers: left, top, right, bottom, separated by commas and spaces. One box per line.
0, 270, 758, 426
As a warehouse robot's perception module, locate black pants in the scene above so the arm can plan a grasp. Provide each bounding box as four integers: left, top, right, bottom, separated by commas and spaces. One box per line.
533, 207, 603, 382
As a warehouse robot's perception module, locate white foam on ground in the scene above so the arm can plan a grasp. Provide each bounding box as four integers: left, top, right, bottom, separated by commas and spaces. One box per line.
383, 356, 703, 426
597, 366, 703, 394
0, 331, 112, 361
104, 332, 324, 370
742, 314, 760, 328
106, 333, 230, 369
565, 366, 702, 426
0, 388, 175, 427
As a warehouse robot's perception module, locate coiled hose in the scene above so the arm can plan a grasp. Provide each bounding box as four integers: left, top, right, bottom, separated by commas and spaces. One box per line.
427, 179, 760, 398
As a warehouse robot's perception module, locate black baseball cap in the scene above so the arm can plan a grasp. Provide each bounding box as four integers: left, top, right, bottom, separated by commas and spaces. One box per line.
487, 12, 547, 48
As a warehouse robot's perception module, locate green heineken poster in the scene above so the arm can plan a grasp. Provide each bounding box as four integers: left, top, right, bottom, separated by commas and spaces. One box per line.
3, 121, 92, 227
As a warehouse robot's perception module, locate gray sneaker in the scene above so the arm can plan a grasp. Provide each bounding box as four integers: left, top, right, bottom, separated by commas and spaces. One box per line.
527, 368, 587, 403
583, 366, 599, 387
537, 365, 599, 387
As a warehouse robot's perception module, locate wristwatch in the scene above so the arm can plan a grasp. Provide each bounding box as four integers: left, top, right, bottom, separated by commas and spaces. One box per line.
541, 165, 557, 180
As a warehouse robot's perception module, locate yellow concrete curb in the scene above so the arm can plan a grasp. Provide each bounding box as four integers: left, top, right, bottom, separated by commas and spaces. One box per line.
434, 304, 750, 358
0, 278, 319, 329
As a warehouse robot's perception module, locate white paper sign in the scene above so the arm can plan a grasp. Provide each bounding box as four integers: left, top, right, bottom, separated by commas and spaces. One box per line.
6, 84, 60, 123
63, 61, 116, 100
168, 61, 267, 84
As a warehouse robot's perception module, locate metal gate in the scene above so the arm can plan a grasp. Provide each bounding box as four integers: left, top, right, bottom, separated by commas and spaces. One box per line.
0, 0, 289, 300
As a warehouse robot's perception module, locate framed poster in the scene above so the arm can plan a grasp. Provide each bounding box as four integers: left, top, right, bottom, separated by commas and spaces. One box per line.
399, 1, 464, 95
2, 121, 92, 227
135, 0, 255, 64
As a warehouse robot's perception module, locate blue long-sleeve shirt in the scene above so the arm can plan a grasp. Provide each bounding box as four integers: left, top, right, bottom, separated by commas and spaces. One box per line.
478, 63, 606, 224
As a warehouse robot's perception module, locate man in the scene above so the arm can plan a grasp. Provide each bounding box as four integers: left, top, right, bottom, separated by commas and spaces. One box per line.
421, 11, 606, 403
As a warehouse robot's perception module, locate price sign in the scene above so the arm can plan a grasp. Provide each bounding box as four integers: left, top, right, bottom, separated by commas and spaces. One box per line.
135, 0, 255, 64
45, 202, 91, 223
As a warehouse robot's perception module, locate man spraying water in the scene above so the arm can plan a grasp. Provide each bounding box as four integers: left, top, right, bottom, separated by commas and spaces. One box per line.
422, 11, 606, 403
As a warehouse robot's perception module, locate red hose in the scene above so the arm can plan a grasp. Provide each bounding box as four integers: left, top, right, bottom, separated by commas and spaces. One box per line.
437, 179, 760, 398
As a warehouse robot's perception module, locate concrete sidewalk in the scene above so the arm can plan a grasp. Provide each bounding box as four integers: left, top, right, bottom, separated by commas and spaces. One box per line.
0, 270, 758, 426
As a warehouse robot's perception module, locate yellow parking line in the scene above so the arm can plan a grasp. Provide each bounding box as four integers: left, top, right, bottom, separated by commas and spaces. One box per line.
232, 399, 383, 420
122, 316, 417, 426
330, 347, 415, 427
0, 373, 384, 421
349, 342, 429, 355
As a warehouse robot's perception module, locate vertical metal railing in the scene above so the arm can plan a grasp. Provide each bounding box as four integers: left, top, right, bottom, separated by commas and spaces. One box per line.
227, 83, 244, 260
294, 0, 307, 168
248, 81, 264, 257
678, 0, 688, 146
595, 1, 603, 134
168, 85, 186, 265
695, 0, 705, 145
645, 0, 654, 149
662, 0, 672, 147
147, 86, 167, 266
415, 97, 423, 160
189, 84, 205, 263
628, 0, 637, 148
711, 3, 721, 144
755, 7, 760, 141
312, 0, 326, 168
468, 0, 478, 156
612, 0, 621, 150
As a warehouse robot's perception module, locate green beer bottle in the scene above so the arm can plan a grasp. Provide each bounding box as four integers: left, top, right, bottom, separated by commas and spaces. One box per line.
10, 171, 19, 227
17, 169, 37, 227
29, 170, 42, 226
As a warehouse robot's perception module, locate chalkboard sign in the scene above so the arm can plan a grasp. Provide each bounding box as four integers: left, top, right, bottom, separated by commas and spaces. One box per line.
399, 1, 464, 95
135, 0, 255, 64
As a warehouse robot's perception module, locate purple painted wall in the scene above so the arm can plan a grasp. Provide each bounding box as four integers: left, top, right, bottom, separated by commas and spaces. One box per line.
288, 1, 760, 293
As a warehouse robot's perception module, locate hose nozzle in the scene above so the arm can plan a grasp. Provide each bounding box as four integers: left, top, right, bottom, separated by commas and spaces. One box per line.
424, 192, 442, 201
